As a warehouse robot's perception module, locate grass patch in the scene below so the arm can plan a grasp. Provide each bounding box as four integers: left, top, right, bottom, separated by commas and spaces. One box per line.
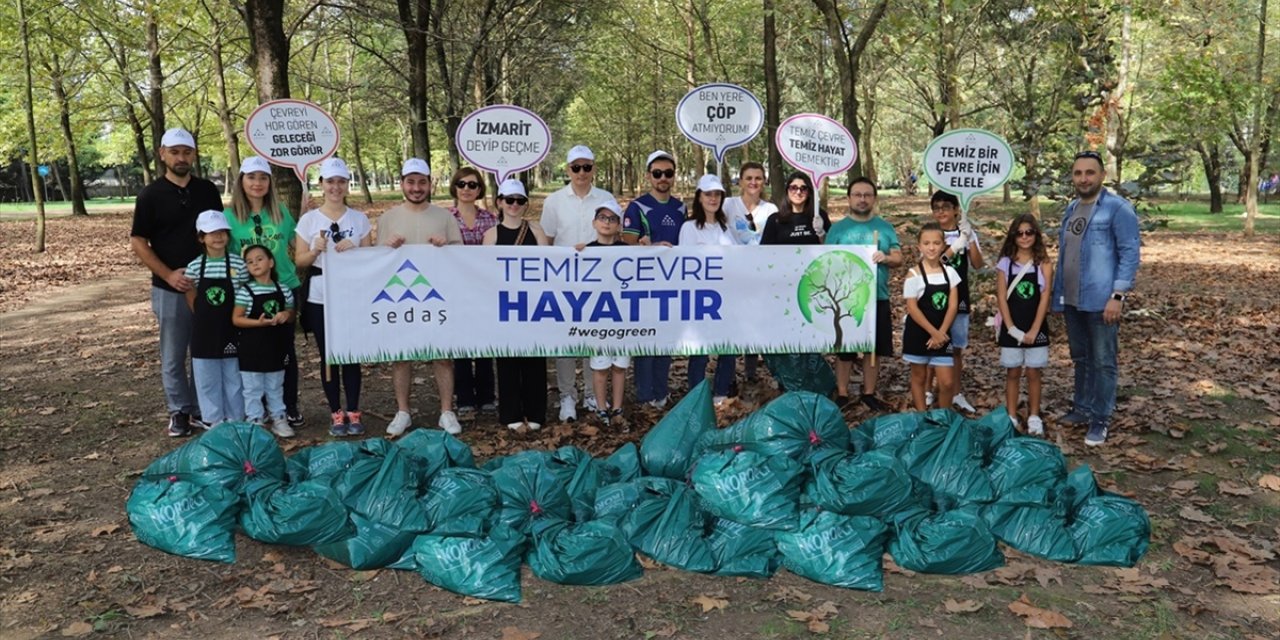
0, 197, 136, 215
1144, 200, 1280, 234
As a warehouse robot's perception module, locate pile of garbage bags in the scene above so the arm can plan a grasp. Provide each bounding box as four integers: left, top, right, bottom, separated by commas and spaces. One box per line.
128, 381, 1149, 602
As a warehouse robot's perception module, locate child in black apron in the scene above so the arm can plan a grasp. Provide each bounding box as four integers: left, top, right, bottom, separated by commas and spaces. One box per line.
994, 214, 1053, 436
233, 244, 296, 438
902, 222, 961, 411
184, 211, 248, 427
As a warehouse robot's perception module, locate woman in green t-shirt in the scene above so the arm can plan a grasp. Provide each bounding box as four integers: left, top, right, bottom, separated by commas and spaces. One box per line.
224, 156, 304, 431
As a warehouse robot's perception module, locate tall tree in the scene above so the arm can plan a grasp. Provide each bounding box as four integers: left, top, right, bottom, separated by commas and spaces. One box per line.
18, 0, 46, 251
810, 0, 889, 180
240, 0, 305, 216
763, 0, 785, 200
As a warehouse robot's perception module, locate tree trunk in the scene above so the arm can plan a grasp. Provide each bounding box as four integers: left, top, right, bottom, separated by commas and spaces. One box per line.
1243, 0, 1269, 236
18, 0, 45, 251
146, 8, 165, 151
211, 33, 241, 185
764, 0, 784, 202
242, 0, 304, 217
938, 0, 961, 129
1024, 152, 1041, 219
1104, 2, 1131, 185
1196, 141, 1224, 214
860, 79, 878, 186
46, 55, 87, 215
398, 0, 433, 159
811, 0, 889, 181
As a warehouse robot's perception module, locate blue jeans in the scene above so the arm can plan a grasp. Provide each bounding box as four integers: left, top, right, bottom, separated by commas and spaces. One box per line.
150, 287, 197, 415
1063, 306, 1119, 425
193, 358, 243, 424
688, 355, 736, 397
242, 371, 286, 423
634, 356, 672, 403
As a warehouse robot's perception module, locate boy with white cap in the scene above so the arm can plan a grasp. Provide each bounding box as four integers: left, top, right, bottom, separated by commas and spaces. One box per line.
184, 210, 249, 427
377, 158, 465, 436
129, 127, 225, 437
585, 198, 630, 430
540, 145, 615, 422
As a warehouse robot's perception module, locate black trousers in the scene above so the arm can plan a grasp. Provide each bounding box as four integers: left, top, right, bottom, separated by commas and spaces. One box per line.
307, 302, 362, 413
454, 358, 495, 407
495, 357, 547, 424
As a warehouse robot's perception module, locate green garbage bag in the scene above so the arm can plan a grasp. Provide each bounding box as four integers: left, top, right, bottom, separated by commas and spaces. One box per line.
889, 504, 1004, 574
707, 518, 781, 578
640, 379, 716, 479
313, 512, 420, 570
593, 477, 683, 523
330, 440, 428, 531
143, 422, 286, 494
421, 468, 499, 538
698, 392, 850, 460
286, 440, 361, 482
776, 510, 888, 591
394, 429, 476, 488
602, 443, 641, 483
1062, 465, 1150, 567
527, 519, 643, 586
621, 482, 715, 573
803, 448, 922, 518
551, 446, 603, 522
973, 406, 1016, 460
491, 452, 574, 534
986, 437, 1067, 499
980, 480, 1079, 563
238, 477, 354, 546
762, 353, 835, 396
127, 475, 239, 564
851, 412, 927, 453
690, 449, 803, 530
413, 523, 527, 602
900, 416, 995, 504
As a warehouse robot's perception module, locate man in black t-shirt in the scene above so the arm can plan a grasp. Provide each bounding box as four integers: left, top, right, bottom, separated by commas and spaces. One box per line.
129, 128, 224, 437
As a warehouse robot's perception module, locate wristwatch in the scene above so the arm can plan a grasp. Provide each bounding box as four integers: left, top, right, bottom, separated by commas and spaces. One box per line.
1111, 292, 1127, 302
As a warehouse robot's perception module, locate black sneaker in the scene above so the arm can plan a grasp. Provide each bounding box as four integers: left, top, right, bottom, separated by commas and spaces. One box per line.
167, 412, 193, 438
190, 415, 211, 430
286, 412, 305, 428
1085, 422, 1109, 447
1060, 410, 1091, 426
832, 393, 851, 408
860, 394, 890, 412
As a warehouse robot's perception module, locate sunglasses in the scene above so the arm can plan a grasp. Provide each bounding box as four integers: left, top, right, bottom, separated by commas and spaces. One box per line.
570, 164, 594, 173
1016, 229, 1037, 237
745, 213, 756, 231
454, 180, 481, 190
329, 222, 345, 242
501, 196, 528, 206
787, 184, 809, 193
252, 214, 264, 238
1075, 150, 1103, 161
595, 213, 620, 222
650, 169, 675, 179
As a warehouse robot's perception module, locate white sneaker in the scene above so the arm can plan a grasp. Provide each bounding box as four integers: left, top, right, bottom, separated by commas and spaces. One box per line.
526, 421, 541, 431
507, 421, 525, 431
559, 402, 577, 423
713, 395, 727, 407
925, 391, 935, 407
270, 417, 295, 438
648, 396, 668, 410
1027, 415, 1045, 436
584, 396, 599, 412
953, 394, 976, 413
387, 411, 412, 437
438, 411, 462, 435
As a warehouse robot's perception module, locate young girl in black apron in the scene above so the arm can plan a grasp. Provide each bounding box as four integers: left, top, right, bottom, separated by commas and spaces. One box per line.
994, 214, 1054, 436
233, 244, 296, 438
184, 211, 248, 426
482, 179, 549, 431
902, 222, 961, 411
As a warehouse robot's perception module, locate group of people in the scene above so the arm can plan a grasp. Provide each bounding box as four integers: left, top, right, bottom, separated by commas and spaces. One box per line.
130, 129, 1139, 448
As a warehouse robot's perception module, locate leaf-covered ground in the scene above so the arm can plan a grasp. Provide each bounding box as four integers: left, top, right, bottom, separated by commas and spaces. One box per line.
0, 203, 1277, 639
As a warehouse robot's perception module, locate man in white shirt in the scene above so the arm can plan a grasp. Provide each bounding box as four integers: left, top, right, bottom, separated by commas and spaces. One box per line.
540, 145, 616, 422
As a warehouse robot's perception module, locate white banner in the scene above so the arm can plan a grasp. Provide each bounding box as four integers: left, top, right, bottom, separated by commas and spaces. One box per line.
322, 245, 878, 363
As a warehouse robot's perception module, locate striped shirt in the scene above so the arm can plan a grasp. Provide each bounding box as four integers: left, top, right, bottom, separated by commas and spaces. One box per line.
185, 254, 248, 287
235, 281, 295, 310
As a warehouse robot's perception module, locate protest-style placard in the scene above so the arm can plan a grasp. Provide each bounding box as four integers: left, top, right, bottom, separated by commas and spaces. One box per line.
676, 83, 765, 168
245, 99, 340, 182
922, 128, 1015, 213
455, 105, 552, 183
775, 113, 859, 236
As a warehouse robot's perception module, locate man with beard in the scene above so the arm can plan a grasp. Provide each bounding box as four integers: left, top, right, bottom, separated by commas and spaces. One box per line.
1052, 151, 1140, 447
377, 158, 465, 436
130, 128, 225, 437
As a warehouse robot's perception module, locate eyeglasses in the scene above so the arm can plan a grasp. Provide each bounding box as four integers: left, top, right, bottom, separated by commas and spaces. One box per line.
329, 222, 345, 242
1016, 229, 1037, 237
595, 213, 620, 222
930, 204, 956, 212
650, 169, 675, 179
570, 164, 593, 173
252, 214, 264, 237
501, 196, 528, 206
455, 180, 481, 190
787, 184, 809, 193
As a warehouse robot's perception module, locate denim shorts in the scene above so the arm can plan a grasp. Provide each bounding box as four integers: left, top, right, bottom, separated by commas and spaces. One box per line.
903, 353, 955, 367
1000, 346, 1049, 369
948, 313, 970, 349
590, 355, 630, 370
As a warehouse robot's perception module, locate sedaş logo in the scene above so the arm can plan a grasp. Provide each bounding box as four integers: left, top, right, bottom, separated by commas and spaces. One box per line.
369, 259, 448, 326
373, 259, 445, 303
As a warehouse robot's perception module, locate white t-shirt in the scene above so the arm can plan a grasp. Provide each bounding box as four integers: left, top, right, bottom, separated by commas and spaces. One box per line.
723, 196, 778, 245
678, 219, 739, 246
902, 264, 962, 300
540, 184, 615, 248
295, 207, 372, 304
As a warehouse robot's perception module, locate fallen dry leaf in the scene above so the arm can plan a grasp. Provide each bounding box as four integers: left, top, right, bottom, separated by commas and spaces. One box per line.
1007, 594, 1073, 629
60, 622, 93, 637
1178, 506, 1215, 523
786, 601, 839, 633
646, 621, 678, 638
943, 598, 984, 614
459, 596, 487, 606
500, 627, 542, 640
11, 590, 38, 605
1168, 480, 1197, 493
690, 594, 728, 613
1217, 482, 1254, 497
90, 523, 121, 537
1258, 474, 1280, 492
125, 604, 164, 619
767, 585, 814, 603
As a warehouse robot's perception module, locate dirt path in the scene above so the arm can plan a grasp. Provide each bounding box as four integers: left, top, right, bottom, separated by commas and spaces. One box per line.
0, 232, 1276, 640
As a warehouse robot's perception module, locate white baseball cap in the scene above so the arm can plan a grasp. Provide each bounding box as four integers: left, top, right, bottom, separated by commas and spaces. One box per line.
196, 210, 230, 234
567, 145, 594, 164
595, 199, 622, 217
646, 150, 675, 168
161, 128, 196, 149
240, 156, 271, 175
697, 174, 726, 193
497, 178, 527, 198
319, 157, 350, 180
401, 158, 431, 177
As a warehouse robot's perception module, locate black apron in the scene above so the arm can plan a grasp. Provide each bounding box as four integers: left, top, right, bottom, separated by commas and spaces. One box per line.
238, 282, 290, 372
943, 227, 972, 313
191, 255, 238, 359
998, 260, 1050, 348
902, 262, 952, 357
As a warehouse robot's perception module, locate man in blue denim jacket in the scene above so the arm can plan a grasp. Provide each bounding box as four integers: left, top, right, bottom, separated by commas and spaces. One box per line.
1052, 151, 1141, 447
